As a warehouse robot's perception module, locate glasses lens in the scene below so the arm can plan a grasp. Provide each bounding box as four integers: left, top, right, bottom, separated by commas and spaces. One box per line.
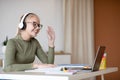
33, 22, 38, 27
40, 24, 43, 28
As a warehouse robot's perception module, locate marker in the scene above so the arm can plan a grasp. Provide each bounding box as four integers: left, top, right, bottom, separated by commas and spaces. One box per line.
60, 67, 68, 72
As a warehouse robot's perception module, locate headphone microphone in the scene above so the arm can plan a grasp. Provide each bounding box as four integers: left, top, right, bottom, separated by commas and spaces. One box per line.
18, 13, 30, 29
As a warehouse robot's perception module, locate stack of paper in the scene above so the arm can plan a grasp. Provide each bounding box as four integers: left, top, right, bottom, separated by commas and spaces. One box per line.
25, 66, 78, 75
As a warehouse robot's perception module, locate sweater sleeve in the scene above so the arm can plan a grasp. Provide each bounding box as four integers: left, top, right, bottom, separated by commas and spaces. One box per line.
3, 39, 33, 72
47, 47, 55, 64
36, 41, 55, 64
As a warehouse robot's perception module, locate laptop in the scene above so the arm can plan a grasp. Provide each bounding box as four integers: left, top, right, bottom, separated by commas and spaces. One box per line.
91, 46, 106, 71
58, 46, 106, 72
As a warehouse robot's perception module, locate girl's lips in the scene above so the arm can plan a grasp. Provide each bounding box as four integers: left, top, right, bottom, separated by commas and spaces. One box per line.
34, 30, 39, 34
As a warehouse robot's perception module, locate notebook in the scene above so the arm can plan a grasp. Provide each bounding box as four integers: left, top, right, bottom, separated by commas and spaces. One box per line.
58, 46, 106, 72
25, 66, 79, 75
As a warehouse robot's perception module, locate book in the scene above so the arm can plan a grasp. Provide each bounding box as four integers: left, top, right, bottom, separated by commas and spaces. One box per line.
57, 64, 90, 68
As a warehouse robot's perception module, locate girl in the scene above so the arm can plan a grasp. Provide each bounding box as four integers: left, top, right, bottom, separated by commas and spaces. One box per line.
4, 13, 55, 72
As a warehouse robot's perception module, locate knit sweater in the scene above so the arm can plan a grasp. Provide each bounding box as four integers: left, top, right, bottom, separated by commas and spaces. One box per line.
3, 35, 54, 72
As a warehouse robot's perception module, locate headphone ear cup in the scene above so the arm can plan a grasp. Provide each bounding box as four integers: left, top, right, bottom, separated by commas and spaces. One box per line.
19, 22, 26, 30
18, 13, 29, 29
22, 22, 26, 30
18, 22, 23, 29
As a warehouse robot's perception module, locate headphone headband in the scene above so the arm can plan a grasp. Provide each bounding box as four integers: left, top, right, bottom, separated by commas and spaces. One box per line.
18, 13, 30, 29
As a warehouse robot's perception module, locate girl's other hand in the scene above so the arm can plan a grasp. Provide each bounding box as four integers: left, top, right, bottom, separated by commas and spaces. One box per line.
47, 26, 55, 47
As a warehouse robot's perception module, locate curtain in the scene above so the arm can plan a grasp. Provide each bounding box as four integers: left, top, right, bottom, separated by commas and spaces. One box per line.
63, 0, 95, 80
63, 0, 94, 65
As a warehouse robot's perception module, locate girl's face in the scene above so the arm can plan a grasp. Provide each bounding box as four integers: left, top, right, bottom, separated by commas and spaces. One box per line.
25, 15, 41, 38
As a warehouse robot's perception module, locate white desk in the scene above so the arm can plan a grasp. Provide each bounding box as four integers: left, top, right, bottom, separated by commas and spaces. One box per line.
0, 67, 118, 80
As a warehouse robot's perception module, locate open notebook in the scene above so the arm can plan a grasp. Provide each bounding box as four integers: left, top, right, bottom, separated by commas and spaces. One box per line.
58, 46, 106, 72
25, 66, 78, 75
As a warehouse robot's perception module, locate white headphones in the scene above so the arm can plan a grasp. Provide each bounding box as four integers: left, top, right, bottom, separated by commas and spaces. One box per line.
18, 13, 30, 29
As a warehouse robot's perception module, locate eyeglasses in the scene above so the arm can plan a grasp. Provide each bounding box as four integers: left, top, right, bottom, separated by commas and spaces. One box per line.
26, 22, 43, 29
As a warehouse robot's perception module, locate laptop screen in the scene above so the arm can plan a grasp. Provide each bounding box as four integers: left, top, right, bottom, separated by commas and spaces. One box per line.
91, 46, 106, 72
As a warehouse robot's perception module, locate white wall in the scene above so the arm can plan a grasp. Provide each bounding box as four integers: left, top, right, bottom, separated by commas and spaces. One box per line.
0, 0, 64, 53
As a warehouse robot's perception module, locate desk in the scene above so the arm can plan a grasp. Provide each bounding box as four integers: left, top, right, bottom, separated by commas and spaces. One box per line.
0, 67, 118, 80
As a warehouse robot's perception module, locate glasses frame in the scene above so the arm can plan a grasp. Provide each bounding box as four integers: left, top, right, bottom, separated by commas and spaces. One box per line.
25, 22, 43, 29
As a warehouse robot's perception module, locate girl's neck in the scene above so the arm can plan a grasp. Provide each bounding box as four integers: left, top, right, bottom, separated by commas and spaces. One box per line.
21, 31, 31, 41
